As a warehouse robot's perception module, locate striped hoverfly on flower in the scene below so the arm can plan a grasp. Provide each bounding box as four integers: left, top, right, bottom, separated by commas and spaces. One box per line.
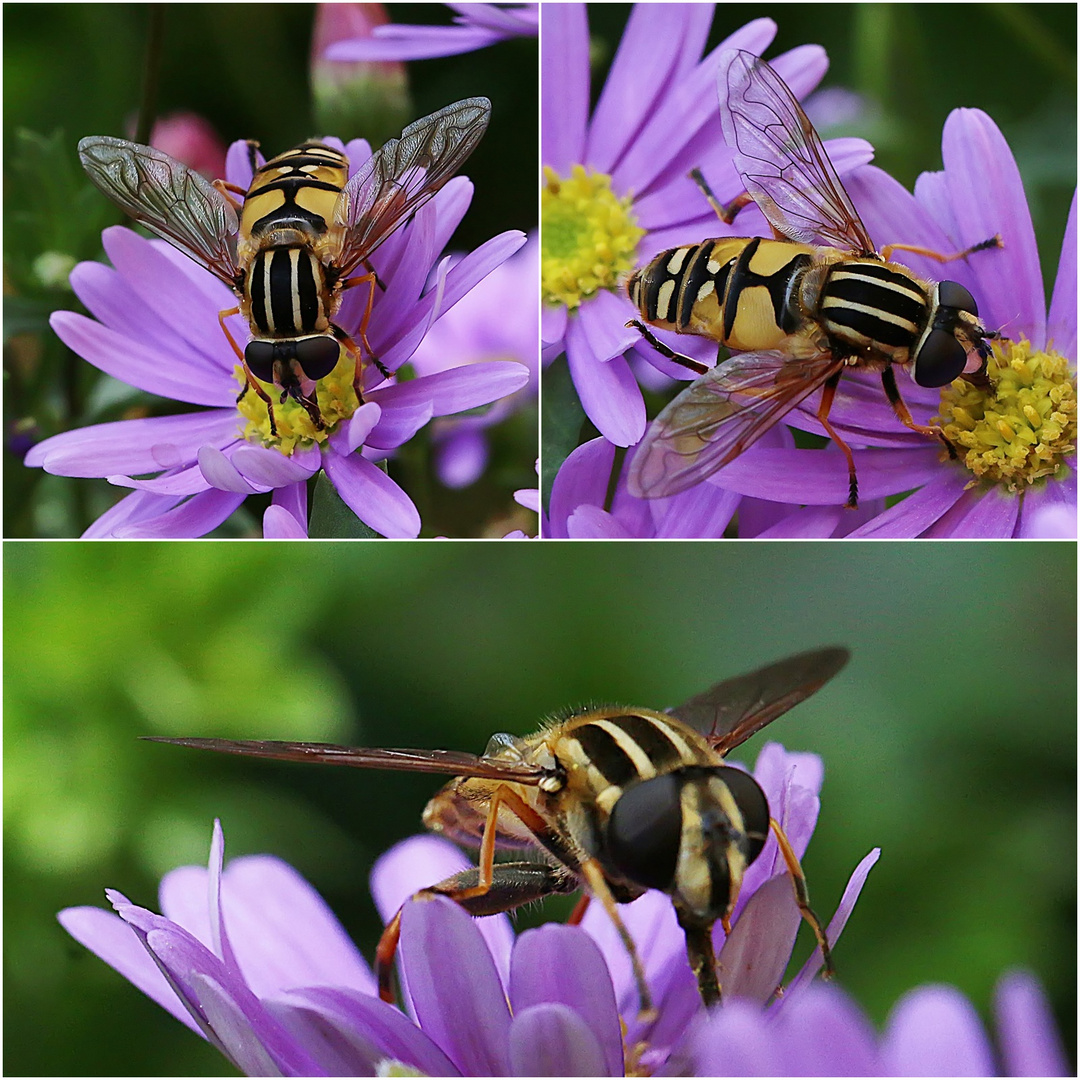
626, 50, 1000, 507
77, 98, 490, 436
145, 646, 848, 1012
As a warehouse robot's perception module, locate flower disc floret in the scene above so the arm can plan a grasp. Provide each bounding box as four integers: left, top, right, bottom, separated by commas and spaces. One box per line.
541, 165, 644, 309
936, 339, 1077, 491
233, 352, 361, 454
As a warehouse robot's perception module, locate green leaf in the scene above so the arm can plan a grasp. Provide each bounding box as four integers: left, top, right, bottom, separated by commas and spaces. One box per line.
308, 469, 382, 538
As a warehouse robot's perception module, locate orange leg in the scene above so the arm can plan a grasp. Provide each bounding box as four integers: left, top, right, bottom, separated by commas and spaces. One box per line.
769, 818, 833, 978
880, 235, 1002, 264
689, 167, 756, 226
880, 365, 956, 459
218, 306, 278, 436
212, 179, 247, 213
340, 271, 391, 396
816, 368, 859, 509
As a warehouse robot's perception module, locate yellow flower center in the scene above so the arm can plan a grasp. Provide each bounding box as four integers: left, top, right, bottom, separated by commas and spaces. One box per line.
935, 338, 1076, 491
541, 165, 644, 310
234, 350, 362, 454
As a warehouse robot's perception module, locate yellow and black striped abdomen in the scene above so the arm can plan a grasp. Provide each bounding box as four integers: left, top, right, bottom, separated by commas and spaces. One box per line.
628, 237, 815, 351
819, 259, 929, 362
239, 142, 349, 244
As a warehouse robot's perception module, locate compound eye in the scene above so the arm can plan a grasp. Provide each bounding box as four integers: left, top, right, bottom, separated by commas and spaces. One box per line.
915, 328, 968, 387
244, 340, 277, 383
606, 773, 682, 893
938, 280, 978, 316
294, 336, 341, 380
712, 767, 769, 866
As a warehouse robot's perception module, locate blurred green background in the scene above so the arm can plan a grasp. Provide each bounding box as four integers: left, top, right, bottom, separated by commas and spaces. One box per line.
544, 3, 1077, 501
4, 542, 1075, 1075
4, 4, 537, 538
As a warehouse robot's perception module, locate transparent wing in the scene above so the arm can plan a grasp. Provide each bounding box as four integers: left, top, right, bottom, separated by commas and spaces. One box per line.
332, 97, 491, 276
78, 136, 240, 283
718, 50, 876, 254
141, 736, 546, 785
627, 349, 845, 499
669, 647, 850, 755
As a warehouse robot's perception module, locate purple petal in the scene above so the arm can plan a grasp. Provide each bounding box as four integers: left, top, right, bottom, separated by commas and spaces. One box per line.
362, 399, 432, 451
1047, 190, 1077, 360
326, 402, 382, 456
1017, 474, 1077, 538
263, 503, 307, 538
24, 409, 238, 476
994, 970, 1071, 1077
436, 428, 488, 487
326, 24, 501, 62
399, 897, 511, 1075
49, 311, 234, 407
231, 445, 320, 489
510, 924, 623, 1076
58, 905, 202, 1033
542, 302, 568, 349
566, 332, 645, 445
192, 972, 291, 1077
942, 109, 1044, 345
197, 445, 263, 494
846, 473, 970, 538
268, 986, 460, 1077
110, 460, 219, 497
921, 483, 1019, 539
567, 505, 634, 538
541, 3, 589, 172
718, 873, 801, 1005
773, 983, 883, 1075
509, 1003, 612, 1076
787, 848, 881, 996
577, 288, 641, 364
372, 361, 529, 418
754, 504, 846, 538
881, 984, 995, 1076
321, 453, 421, 537
80, 489, 181, 537
369, 836, 514, 993
689, 998, 782, 1075
111, 487, 246, 538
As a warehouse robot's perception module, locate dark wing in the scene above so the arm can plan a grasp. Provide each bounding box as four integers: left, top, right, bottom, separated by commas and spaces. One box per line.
717, 50, 875, 254
332, 97, 491, 276
669, 647, 850, 755
141, 737, 546, 785
78, 136, 240, 284
627, 349, 845, 499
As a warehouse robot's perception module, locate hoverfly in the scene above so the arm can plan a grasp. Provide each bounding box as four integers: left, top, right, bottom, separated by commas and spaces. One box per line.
626, 50, 999, 507
78, 98, 490, 435
145, 646, 848, 1012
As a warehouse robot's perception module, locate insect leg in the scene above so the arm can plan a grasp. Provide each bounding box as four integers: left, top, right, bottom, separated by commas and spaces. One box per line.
880, 366, 956, 459
374, 860, 578, 1004
339, 272, 391, 396
211, 179, 247, 213
769, 818, 834, 978
566, 893, 591, 925
816, 367, 859, 508
626, 319, 710, 375
879, 235, 1002, 264
579, 859, 656, 1020
218, 306, 278, 436
688, 167, 755, 226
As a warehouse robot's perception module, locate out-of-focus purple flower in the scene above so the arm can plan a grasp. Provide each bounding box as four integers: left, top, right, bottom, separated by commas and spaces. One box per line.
616, 111, 1076, 539
58, 744, 879, 1075
325, 3, 537, 63
410, 234, 538, 490
682, 973, 1070, 1076
540, 4, 873, 448
25, 138, 528, 538
310, 4, 409, 135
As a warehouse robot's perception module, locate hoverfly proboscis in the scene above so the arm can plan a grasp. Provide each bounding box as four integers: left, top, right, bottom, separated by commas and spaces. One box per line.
626, 50, 1000, 507
145, 646, 849, 1014
78, 98, 490, 436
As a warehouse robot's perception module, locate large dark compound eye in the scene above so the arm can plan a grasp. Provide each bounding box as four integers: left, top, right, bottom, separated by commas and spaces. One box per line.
244, 340, 277, 383
605, 772, 683, 892
294, 336, 341, 380
712, 766, 769, 866
938, 279, 978, 316
915, 328, 967, 387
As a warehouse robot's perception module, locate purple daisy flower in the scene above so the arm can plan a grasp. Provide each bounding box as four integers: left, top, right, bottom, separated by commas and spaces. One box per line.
25, 137, 529, 538
59, 743, 878, 1076
614, 114, 1075, 539
540, 4, 873, 447
682, 972, 1070, 1076
324, 3, 538, 63
409, 233, 538, 490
